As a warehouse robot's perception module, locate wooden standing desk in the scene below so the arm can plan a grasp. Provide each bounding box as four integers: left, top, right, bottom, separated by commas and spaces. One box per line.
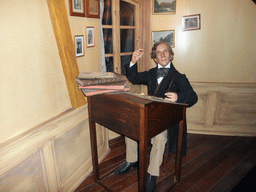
87, 92, 187, 192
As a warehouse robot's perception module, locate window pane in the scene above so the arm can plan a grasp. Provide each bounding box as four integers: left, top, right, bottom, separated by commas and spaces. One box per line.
120, 1, 135, 26
121, 55, 132, 74
103, 29, 113, 54
102, 0, 112, 25
120, 29, 134, 53
106, 57, 113, 72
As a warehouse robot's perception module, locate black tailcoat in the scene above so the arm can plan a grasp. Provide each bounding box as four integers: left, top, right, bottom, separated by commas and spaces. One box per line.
125, 63, 198, 156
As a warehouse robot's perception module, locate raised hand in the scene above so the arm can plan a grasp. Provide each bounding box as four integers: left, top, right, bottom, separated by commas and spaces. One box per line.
131, 49, 144, 64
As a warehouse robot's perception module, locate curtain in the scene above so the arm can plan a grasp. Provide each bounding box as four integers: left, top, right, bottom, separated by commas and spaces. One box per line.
100, 0, 106, 72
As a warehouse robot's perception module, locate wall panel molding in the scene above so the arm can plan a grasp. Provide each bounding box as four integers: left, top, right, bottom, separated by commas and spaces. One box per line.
187, 82, 256, 136
0, 105, 109, 191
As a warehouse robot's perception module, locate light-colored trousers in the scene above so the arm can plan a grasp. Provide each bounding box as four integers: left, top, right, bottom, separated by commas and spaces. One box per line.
125, 130, 167, 176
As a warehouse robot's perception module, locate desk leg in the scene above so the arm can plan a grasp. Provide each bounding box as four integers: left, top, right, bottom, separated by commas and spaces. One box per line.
138, 138, 147, 192
174, 111, 186, 182
88, 97, 99, 181
87, 97, 99, 182
89, 119, 99, 181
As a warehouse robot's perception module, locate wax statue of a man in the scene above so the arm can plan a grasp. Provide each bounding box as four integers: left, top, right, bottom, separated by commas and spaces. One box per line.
114, 42, 198, 192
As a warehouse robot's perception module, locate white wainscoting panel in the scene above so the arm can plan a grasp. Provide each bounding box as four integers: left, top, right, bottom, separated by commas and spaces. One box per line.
0, 105, 109, 192
187, 82, 256, 136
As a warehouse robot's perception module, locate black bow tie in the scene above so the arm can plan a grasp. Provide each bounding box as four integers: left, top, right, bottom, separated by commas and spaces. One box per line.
157, 68, 169, 79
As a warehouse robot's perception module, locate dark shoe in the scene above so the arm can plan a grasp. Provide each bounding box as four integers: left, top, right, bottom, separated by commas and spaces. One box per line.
114, 161, 138, 175
146, 173, 157, 192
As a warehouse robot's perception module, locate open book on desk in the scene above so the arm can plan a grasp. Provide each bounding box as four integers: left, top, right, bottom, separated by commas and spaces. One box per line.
121, 92, 188, 106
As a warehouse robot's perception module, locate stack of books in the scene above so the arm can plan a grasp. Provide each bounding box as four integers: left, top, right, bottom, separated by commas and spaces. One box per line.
76, 72, 130, 96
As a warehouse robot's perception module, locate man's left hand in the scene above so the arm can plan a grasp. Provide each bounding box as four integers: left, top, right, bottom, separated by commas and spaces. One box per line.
164, 92, 178, 102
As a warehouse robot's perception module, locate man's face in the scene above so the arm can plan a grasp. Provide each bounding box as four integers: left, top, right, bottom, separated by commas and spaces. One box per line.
154, 43, 173, 67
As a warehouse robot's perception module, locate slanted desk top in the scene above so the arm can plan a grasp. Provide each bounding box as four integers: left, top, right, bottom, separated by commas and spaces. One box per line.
87, 92, 187, 191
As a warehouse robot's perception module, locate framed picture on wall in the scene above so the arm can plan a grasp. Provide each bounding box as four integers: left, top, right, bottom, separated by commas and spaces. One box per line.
86, 0, 100, 18
153, 0, 176, 14
182, 14, 201, 31
69, 0, 86, 17
152, 30, 175, 48
87, 27, 95, 47
75, 35, 84, 57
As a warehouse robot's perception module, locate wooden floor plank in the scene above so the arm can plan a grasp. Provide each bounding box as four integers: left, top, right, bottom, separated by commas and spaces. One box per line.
156, 136, 233, 192
230, 163, 256, 192
185, 137, 255, 192
170, 137, 249, 191
77, 182, 107, 192
75, 134, 256, 192
209, 149, 256, 192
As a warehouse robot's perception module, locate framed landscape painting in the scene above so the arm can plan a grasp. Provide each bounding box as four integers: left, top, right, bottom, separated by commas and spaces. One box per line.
152, 30, 175, 48
153, 0, 176, 14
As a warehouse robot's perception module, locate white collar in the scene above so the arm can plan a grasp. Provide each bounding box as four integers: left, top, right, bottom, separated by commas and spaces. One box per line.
158, 62, 171, 69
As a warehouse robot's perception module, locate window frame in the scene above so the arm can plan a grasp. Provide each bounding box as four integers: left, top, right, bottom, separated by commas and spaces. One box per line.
102, 0, 139, 73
